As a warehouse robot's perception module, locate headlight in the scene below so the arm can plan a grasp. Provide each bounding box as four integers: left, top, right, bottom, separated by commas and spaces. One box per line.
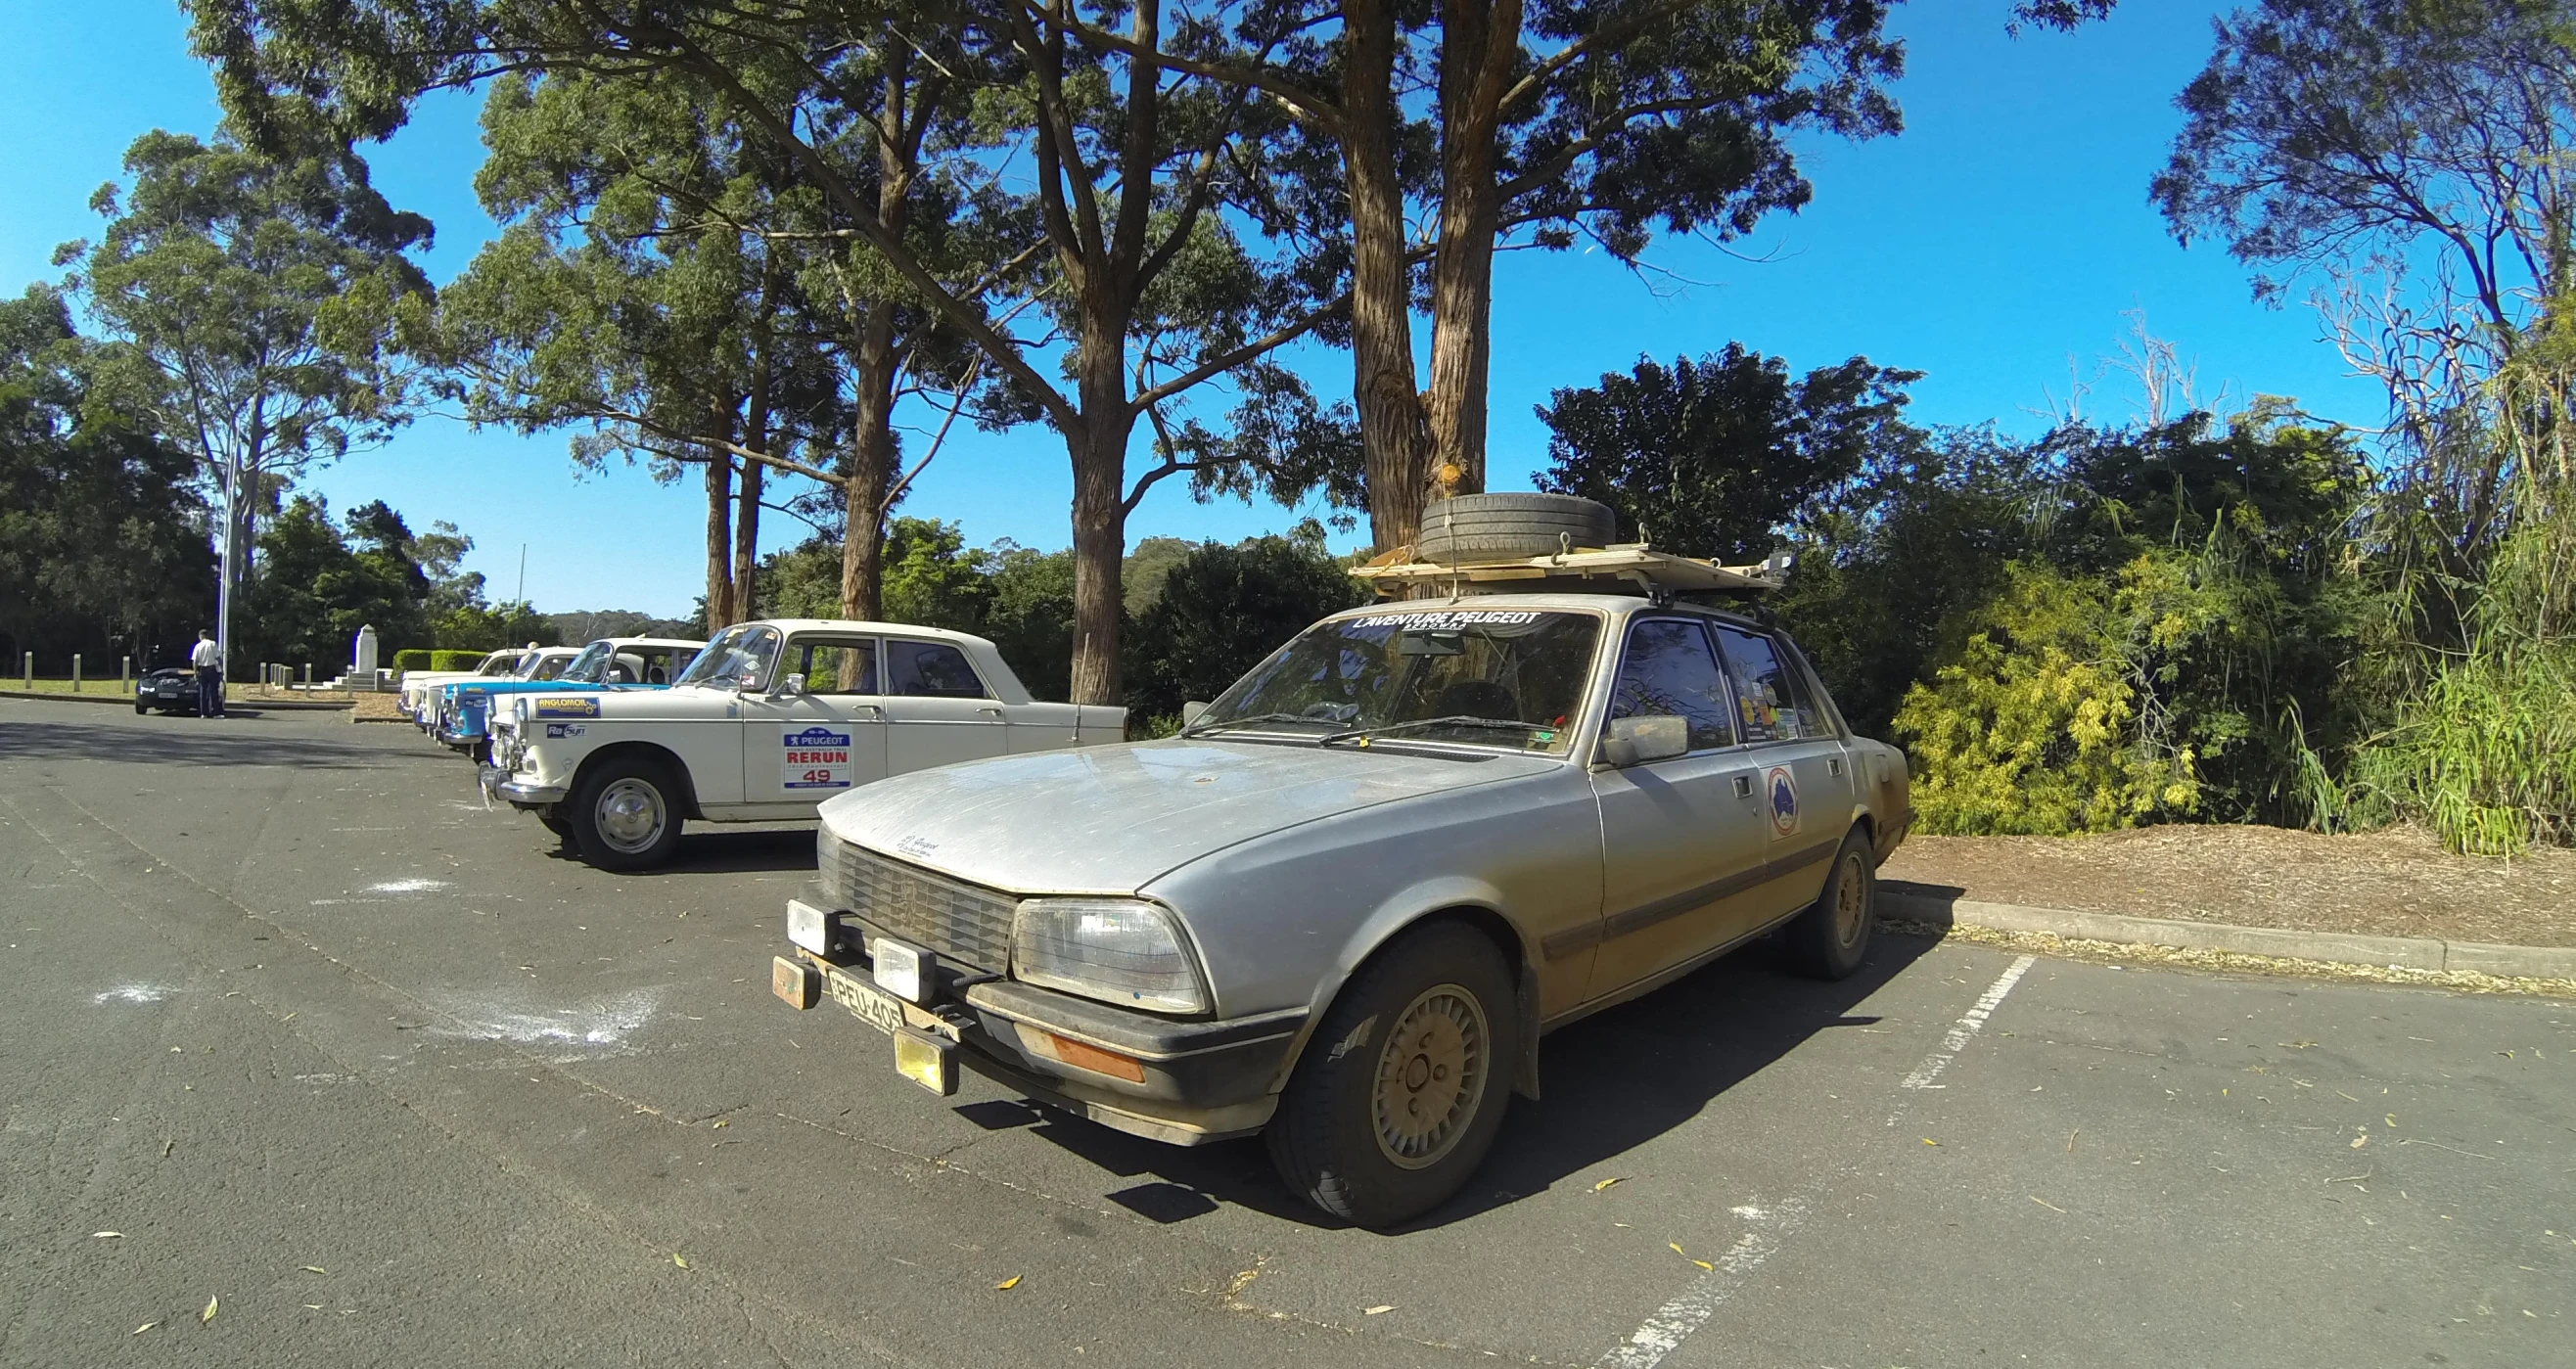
1010, 898, 1209, 1015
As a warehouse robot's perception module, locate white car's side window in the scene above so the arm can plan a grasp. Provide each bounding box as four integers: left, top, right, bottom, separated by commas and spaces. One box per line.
786, 637, 879, 696
885, 640, 989, 699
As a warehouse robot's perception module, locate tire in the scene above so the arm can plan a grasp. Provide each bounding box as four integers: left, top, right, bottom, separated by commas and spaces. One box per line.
135, 703, 150, 714
1781, 829, 1876, 980
536, 808, 575, 840
1416, 493, 1617, 563
567, 755, 685, 872
1265, 921, 1522, 1229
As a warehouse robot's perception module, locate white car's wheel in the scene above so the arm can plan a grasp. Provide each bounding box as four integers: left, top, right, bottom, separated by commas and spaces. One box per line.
569, 757, 684, 871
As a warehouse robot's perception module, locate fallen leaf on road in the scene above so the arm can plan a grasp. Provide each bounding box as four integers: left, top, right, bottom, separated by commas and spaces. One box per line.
303, 1304, 323, 1310
93, 1231, 122, 1239
1922, 1138, 1940, 1146
301, 1266, 326, 1274
1669, 1242, 1687, 1256
1363, 1305, 1395, 1315
1592, 1176, 1626, 1192
2386, 1114, 2398, 1127
1692, 1259, 1714, 1272
996, 1275, 1021, 1291
672, 1255, 689, 1269
713, 1119, 730, 1129
2031, 1197, 2067, 1213
131, 1322, 156, 1336
201, 1295, 217, 1324
2350, 1135, 2369, 1149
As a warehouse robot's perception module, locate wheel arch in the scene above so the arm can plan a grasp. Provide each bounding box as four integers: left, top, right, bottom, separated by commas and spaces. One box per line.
568, 741, 705, 820
1263, 891, 1544, 1105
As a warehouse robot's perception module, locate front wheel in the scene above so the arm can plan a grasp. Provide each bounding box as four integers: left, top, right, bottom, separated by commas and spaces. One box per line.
135, 703, 150, 714
1265, 921, 1521, 1229
1781, 829, 1876, 980
567, 757, 685, 872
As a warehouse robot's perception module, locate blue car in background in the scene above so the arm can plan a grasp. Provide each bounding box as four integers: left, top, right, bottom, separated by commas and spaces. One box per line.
436, 638, 703, 759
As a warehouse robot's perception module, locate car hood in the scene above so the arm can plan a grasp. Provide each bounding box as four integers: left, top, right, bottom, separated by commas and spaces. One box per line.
817, 738, 1560, 893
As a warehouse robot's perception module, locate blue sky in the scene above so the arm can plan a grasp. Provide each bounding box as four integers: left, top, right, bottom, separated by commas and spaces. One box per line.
0, 2, 2385, 617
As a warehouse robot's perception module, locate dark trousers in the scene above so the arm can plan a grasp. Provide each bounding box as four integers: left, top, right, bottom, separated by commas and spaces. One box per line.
195, 666, 224, 716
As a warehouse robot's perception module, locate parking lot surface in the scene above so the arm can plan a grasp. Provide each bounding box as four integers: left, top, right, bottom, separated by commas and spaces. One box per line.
3, 697, 2569, 1368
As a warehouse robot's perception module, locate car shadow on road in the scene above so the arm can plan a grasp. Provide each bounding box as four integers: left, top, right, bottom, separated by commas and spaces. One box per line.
549, 827, 818, 876
968, 930, 1941, 1232
0, 715, 384, 768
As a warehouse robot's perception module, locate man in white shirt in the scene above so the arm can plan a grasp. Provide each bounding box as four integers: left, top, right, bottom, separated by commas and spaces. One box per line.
188, 630, 225, 718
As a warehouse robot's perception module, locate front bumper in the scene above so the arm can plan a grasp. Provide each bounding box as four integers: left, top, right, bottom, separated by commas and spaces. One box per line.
776, 895, 1304, 1146
479, 766, 568, 806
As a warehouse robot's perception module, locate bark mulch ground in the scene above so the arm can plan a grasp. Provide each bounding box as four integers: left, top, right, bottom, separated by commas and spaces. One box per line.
1880, 824, 2576, 949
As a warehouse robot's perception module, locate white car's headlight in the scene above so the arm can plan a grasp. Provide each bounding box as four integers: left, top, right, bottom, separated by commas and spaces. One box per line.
1011, 898, 1209, 1015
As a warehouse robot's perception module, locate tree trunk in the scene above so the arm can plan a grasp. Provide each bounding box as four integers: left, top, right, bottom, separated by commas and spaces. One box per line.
1423, 0, 1521, 498
702, 453, 734, 628
1342, 0, 1432, 553
733, 458, 763, 619
842, 304, 898, 621
735, 270, 777, 620
1066, 289, 1136, 706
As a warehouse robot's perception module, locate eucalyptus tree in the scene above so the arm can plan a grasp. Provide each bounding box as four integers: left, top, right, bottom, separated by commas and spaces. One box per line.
195, 0, 1357, 704
58, 121, 432, 668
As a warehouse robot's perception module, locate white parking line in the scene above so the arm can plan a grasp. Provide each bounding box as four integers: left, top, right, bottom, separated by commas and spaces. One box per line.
1597, 952, 2041, 1368
1900, 954, 2037, 1091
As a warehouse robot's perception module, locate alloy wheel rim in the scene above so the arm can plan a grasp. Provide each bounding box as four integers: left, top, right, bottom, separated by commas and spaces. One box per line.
596, 778, 667, 852
1833, 851, 1868, 947
1371, 984, 1489, 1171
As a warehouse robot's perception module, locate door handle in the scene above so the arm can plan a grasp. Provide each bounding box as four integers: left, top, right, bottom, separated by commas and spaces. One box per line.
977, 706, 1003, 717
1827, 756, 1843, 776
1732, 774, 1754, 799
854, 704, 886, 719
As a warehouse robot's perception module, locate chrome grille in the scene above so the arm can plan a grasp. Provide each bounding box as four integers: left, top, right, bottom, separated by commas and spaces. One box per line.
821, 836, 1018, 973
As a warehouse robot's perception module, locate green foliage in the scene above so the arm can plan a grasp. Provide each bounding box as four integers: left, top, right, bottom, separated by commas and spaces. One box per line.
1537, 346, 1923, 562
0, 286, 213, 668
391, 648, 431, 670
239, 496, 422, 667
1124, 527, 1366, 722
428, 649, 485, 671
2346, 645, 2576, 855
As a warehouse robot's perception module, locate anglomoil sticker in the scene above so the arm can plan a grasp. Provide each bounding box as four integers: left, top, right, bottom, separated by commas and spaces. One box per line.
784, 726, 853, 790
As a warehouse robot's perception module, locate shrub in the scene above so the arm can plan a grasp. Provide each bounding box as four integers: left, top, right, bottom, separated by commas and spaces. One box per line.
429, 649, 483, 671
391, 649, 432, 671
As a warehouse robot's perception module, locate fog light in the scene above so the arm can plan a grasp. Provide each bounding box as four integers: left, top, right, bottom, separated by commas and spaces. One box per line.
872, 936, 932, 1004
893, 1027, 956, 1095
771, 955, 819, 1010
787, 899, 829, 954
1014, 1023, 1146, 1083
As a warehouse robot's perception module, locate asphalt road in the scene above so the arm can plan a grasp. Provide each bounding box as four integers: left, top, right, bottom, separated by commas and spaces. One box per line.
2, 696, 2569, 1369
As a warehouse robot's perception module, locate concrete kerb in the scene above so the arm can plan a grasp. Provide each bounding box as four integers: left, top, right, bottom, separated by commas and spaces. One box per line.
1879, 887, 2576, 982
0, 688, 353, 711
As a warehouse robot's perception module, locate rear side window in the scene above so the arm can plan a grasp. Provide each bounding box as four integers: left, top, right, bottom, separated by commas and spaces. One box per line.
886, 640, 988, 699
1713, 627, 1825, 743
1608, 619, 1735, 752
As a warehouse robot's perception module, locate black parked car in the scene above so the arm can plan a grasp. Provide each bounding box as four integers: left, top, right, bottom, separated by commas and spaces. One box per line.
135, 667, 199, 715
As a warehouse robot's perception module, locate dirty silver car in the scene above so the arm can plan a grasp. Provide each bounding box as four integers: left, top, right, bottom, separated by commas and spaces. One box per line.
772, 586, 1909, 1226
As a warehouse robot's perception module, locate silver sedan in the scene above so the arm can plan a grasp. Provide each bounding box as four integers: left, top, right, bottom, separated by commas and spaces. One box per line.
772, 591, 1909, 1227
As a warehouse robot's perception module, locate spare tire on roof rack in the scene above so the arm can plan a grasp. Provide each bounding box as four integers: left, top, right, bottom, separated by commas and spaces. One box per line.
1415, 492, 1617, 563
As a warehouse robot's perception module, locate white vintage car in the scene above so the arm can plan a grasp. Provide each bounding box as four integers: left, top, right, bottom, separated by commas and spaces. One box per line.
397, 647, 531, 724
480, 618, 1126, 870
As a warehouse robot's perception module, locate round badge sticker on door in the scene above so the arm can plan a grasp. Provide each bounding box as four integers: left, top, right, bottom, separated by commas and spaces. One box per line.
784, 726, 853, 790
1766, 764, 1800, 837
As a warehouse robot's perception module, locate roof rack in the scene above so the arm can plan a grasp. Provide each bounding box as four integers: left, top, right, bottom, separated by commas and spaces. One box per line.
1349, 542, 1786, 596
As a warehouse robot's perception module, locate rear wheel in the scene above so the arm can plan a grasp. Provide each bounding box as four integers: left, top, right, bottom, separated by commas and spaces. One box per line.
1265, 921, 1521, 1229
1781, 830, 1876, 980
567, 756, 685, 871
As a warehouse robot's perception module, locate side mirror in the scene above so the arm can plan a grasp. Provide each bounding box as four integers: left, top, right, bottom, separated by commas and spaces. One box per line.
775, 672, 807, 698
1599, 715, 1688, 767
1179, 700, 1211, 726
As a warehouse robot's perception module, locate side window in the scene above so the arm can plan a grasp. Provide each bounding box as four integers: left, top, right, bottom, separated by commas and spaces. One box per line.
886, 640, 989, 699
1608, 619, 1734, 752
788, 637, 879, 696
1713, 627, 1825, 743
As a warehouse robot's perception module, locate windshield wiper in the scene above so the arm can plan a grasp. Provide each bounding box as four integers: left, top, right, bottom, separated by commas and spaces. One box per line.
1320, 715, 1551, 746
1179, 711, 1342, 739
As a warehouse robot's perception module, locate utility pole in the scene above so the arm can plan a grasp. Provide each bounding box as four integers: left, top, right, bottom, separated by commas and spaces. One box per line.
516, 543, 528, 606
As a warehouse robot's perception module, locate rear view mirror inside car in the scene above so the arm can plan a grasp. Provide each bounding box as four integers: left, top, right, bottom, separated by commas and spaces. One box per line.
1397, 628, 1466, 657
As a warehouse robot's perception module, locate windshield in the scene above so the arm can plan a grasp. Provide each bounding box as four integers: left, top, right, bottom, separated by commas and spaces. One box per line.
558, 641, 615, 684
478, 653, 520, 676
673, 623, 782, 690
1190, 608, 1602, 753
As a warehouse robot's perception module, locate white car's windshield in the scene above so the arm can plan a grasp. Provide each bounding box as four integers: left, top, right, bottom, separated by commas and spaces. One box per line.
673, 624, 782, 690
479, 654, 521, 676
1189, 608, 1602, 753
515, 652, 573, 681
558, 641, 616, 684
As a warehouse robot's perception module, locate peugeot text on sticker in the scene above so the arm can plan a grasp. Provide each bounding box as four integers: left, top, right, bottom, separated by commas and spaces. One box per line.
1766, 764, 1800, 837
534, 698, 600, 718
1358, 609, 1544, 630
784, 726, 853, 790
544, 723, 587, 739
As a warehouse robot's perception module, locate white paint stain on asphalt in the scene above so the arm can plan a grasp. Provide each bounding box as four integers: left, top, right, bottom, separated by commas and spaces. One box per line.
1598, 953, 2043, 1369
364, 878, 451, 894
92, 983, 173, 1005
432, 987, 667, 1056
1900, 954, 2038, 1091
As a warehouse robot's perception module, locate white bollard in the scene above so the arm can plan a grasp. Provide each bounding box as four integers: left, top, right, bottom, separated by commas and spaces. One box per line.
71, 654, 81, 693
122, 655, 132, 690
